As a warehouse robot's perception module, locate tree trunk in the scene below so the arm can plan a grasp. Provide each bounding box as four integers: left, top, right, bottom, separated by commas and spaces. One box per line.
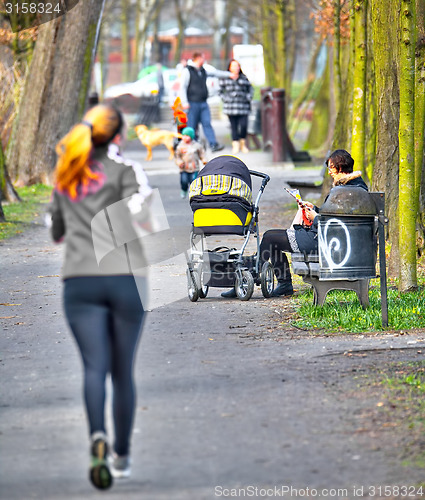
260, 3, 276, 87
274, 0, 286, 88
370, 0, 400, 277
289, 36, 323, 129
0, 140, 21, 205
212, 0, 226, 66
398, 0, 417, 291
365, 2, 376, 182
173, 0, 186, 66
332, 40, 354, 152
131, 1, 141, 79
7, 21, 59, 184
121, 0, 130, 79
0, 197, 4, 223
222, 1, 237, 63
0, 141, 6, 221
150, 4, 160, 64
351, 0, 368, 177
132, 0, 160, 75
8, 0, 105, 186
305, 48, 331, 152
416, 0, 425, 256
415, 0, 425, 204
333, 0, 342, 115
365, 59, 376, 182
286, 0, 297, 104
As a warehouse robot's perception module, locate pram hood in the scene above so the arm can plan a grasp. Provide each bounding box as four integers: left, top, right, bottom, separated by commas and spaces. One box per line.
189, 155, 252, 206
197, 156, 252, 189
189, 155, 253, 235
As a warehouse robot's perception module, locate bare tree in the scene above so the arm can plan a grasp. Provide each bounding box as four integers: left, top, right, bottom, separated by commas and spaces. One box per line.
8, 0, 106, 185
173, 0, 195, 65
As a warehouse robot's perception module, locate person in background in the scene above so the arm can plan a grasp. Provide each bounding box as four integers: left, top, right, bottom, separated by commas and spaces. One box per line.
176, 57, 187, 75
156, 62, 164, 104
219, 59, 253, 154
49, 104, 151, 489
174, 126, 207, 198
179, 52, 237, 152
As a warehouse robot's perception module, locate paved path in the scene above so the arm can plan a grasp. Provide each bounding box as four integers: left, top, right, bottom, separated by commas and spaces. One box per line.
1, 122, 425, 500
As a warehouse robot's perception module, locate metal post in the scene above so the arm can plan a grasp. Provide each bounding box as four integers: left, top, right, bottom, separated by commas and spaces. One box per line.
376, 193, 389, 328
271, 88, 287, 162
260, 87, 272, 151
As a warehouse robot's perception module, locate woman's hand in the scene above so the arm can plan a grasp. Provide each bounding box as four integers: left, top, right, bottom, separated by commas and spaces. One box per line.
303, 201, 315, 210
303, 207, 317, 222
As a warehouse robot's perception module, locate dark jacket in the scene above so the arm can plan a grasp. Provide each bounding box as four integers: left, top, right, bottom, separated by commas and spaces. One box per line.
294, 171, 368, 253
187, 66, 208, 102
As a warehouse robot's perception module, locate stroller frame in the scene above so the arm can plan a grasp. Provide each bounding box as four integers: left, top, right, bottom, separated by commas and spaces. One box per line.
186, 170, 274, 301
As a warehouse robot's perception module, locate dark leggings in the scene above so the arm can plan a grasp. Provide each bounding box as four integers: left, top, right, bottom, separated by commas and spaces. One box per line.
260, 229, 293, 282
228, 114, 248, 141
64, 276, 145, 456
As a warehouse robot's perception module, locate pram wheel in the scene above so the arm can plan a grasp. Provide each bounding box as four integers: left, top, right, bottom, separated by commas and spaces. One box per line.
260, 261, 275, 298
197, 266, 209, 298
187, 268, 199, 302
235, 270, 254, 301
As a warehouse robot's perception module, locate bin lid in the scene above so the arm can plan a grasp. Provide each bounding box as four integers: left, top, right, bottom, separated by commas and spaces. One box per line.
320, 186, 377, 216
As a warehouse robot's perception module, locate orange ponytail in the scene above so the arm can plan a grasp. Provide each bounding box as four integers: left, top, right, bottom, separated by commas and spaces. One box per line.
55, 104, 122, 200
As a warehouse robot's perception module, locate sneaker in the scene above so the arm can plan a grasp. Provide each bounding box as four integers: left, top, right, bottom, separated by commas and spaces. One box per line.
210, 143, 225, 152
110, 453, 131, 478
180, 190, 187, 199
221, 288, 237, 298
89, 433, 113, 490
270, 282, 294, 297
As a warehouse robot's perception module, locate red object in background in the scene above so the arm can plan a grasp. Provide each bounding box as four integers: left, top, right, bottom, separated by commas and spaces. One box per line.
172, 97, 188, 133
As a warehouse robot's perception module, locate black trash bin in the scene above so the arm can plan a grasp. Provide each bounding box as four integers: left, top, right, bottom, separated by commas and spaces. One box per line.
318, 186, 378, 280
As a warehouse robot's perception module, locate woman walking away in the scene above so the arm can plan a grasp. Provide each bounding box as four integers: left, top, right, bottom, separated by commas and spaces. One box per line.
219, 59, 253, 154
49, 104, 152, 489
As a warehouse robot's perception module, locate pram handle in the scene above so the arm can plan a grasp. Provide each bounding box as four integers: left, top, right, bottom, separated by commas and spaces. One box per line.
248, 170, 270, 184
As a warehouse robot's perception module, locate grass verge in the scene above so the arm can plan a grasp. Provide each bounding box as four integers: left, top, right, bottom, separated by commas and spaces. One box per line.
291, 274, 425, 333
359, 359, 425, 472
0, 184, 52, 241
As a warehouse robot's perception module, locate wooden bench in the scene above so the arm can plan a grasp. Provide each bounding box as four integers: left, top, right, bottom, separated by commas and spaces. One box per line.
286, 163, 326, 199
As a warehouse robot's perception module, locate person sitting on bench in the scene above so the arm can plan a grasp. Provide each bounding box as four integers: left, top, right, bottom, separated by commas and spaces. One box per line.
222, 150, 367, 299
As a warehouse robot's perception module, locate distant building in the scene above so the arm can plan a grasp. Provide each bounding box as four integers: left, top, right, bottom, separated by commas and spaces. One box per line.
102, 25, 244, 87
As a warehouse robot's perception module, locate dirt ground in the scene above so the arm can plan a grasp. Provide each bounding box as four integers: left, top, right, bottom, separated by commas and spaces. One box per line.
1, 169, 425, 499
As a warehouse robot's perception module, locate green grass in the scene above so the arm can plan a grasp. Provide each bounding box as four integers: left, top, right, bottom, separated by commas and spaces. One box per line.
367, 360, 425, 469
292, 275, 425, 333
0, 184, 52, 240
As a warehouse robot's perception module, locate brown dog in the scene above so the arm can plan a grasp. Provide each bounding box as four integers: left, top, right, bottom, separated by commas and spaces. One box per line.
135, 124, 181, 161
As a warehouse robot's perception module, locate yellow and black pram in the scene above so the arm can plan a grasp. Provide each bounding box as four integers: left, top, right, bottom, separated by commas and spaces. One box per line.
186, 155, 274, 301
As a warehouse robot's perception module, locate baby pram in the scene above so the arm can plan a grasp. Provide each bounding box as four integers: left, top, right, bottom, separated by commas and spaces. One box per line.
186, 155, 274, 301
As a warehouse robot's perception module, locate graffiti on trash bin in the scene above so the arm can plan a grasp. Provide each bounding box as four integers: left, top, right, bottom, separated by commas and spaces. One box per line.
318, 218, 351, 272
